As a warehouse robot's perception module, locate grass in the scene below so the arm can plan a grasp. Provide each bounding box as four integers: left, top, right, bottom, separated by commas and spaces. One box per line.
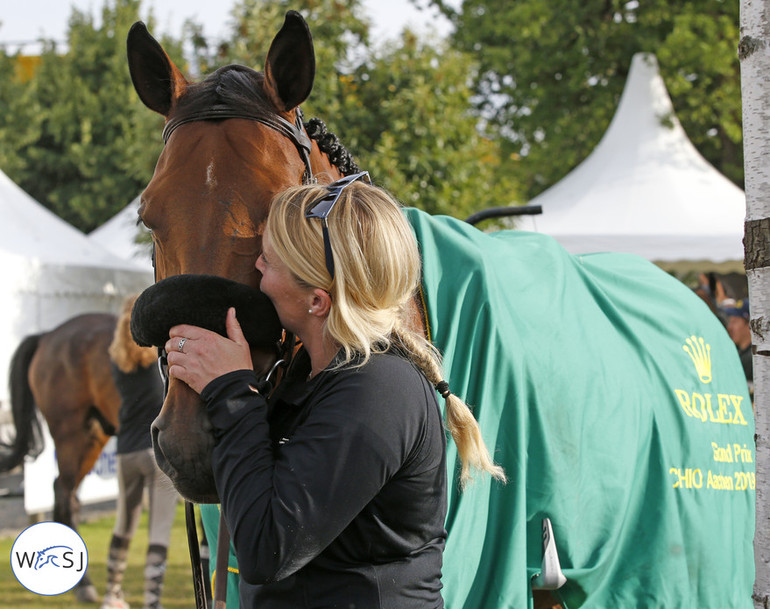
0, 502, 198, 608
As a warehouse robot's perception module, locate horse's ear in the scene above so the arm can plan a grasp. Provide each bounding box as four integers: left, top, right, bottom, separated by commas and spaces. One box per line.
126, 21, 188, 117
264, 11, 315, 112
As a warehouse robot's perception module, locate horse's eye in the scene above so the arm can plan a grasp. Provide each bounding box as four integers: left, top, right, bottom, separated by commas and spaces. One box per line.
136, 199, 155, 231
135, 214, 153, 233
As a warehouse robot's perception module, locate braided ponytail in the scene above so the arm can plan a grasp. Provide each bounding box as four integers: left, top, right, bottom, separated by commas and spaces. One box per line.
393, 326, 506, 488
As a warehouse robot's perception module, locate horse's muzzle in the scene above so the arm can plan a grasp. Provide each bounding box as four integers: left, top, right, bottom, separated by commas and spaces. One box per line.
151, 405, 220, 503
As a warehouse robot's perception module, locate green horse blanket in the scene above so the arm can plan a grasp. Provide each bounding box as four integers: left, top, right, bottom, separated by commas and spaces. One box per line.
202, 208, 755, 608
406, 208, 754, 608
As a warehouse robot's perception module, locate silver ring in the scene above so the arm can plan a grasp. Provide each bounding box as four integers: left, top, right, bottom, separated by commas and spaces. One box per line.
177, 337, 187, 353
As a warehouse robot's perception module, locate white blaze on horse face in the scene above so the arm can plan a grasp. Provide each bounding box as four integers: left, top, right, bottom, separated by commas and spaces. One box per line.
206, 160, 217, 191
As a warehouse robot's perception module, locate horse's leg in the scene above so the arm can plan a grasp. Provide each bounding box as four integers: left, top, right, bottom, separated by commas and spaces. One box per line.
532, 591, 564, 609
51, 417, 109, 603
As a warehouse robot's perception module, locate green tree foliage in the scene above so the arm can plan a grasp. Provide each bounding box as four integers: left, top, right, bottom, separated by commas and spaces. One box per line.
4, 0, 186, 232
430, 0, 742, 199
346, 32, 520, 217
0, 53, 41, 177
206, 0, 520, 218
210, 0, 369, 79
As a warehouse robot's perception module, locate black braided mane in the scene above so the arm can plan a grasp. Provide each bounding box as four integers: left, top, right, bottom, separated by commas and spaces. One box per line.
306, 118, 360, 176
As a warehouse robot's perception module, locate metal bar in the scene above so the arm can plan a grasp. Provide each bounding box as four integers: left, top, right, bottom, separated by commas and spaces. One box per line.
465, 205, 543, 225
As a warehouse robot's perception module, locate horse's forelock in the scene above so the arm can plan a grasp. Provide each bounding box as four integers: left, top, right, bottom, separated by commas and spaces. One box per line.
212, 64, 265, 98
178, 64, 270, 117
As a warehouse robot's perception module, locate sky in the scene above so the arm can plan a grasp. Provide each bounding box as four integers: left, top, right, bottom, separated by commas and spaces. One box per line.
0, 0, 451, 53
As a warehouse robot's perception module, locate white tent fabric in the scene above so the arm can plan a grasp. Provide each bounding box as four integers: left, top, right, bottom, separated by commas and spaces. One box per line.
0, 171, 152, 403
89, 196, 153, 274
517, 53, 746, 268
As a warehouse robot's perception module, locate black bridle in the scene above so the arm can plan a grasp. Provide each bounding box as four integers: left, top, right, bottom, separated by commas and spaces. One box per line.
162, 103, 315, 184
155, 103, 313, 609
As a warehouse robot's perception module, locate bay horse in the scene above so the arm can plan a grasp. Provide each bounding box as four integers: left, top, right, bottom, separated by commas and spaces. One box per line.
126, 12, 755, 609
0, 312, 120, 602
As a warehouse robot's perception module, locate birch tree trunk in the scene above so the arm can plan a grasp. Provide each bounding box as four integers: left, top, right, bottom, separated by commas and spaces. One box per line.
739, 2, 770, 606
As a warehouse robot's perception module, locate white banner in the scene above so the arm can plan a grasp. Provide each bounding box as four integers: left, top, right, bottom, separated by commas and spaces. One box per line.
24, 423, 118, 515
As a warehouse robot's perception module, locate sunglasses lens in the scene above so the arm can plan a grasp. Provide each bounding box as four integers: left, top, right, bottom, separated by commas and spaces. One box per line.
305, 171, 371, 219
335, 172, 365, 187
305, 192, 339, 219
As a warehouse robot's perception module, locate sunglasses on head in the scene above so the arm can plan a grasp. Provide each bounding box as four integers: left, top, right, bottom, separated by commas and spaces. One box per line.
305, 171, 371, 279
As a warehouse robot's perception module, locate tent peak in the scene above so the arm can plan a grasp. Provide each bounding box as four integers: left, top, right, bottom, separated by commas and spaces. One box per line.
517, 52, 745, 265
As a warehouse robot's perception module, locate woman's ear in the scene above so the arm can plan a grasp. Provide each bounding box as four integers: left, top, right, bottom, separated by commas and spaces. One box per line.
309, 288, 332, 317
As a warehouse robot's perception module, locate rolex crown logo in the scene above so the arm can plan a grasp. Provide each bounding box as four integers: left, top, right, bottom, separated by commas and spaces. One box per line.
683, 336, 712, 384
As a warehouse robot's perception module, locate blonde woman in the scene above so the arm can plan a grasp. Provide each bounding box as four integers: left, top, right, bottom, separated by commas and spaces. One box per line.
101, 296, 178, 609
165, 173, 504, 608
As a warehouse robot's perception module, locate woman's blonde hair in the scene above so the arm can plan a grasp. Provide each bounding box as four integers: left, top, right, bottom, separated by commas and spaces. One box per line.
267, 179, 505, 487
109, 294, 157, 373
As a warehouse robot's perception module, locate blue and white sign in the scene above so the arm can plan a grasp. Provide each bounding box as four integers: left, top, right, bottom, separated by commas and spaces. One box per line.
23, 426, 118, 514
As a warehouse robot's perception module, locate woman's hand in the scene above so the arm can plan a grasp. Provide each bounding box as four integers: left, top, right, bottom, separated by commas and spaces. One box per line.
165, 307, 253, 394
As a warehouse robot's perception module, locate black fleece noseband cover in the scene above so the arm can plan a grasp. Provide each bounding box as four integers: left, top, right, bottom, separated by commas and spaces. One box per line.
130, 274, 282, 349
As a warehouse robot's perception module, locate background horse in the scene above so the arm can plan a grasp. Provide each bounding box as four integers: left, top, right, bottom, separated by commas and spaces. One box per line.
126, 12, 755, 609
0, 312, 120, 602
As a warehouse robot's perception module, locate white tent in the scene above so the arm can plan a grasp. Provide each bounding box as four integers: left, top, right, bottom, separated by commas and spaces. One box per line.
517, 53, 746, 271
0, 170, 152, 403
89, 196, 154, 274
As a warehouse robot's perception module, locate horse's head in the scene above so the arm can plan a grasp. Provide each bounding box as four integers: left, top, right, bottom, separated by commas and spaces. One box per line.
127, 11, 345, 502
